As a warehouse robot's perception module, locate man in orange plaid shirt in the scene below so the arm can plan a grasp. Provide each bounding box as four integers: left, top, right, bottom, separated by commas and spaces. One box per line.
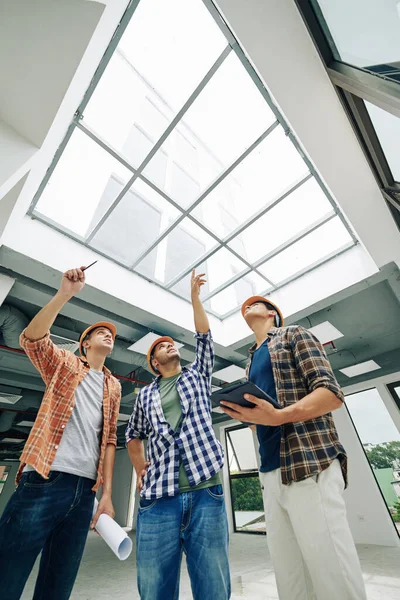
0, 266, 121, 600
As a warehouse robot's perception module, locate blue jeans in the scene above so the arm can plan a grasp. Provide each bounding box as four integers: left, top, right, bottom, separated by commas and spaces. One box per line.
0, 471, 95, 600
136, 484, 231, 600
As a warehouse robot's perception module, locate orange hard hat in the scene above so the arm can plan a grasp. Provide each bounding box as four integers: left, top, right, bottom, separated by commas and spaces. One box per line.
241, 296, 284, 327
147, 336, 175, 375
79, 321, 117, 356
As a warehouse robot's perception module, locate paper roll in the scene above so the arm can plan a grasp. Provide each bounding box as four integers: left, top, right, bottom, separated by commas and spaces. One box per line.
92, 499, 133, 561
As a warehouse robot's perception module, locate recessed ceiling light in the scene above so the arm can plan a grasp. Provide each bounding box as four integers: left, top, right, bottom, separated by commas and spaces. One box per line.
17, 421, 34, 428
128, 332, 184, 354
213, 365, 246, 383
0, 438, 22, 443
308, 321, 344, 345
340, 360, 381, 378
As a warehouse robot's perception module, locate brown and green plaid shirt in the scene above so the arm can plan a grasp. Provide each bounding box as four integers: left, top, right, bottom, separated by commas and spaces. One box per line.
247, 326, 347, 486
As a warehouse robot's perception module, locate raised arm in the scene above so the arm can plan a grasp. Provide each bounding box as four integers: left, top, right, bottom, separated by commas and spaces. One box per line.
191, 269, 209, 334
21, 267, 88, 385
25, 267, 86, 340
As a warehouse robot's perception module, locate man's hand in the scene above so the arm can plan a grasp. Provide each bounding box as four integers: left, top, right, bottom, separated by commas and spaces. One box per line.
91, 493, 115, 529
136, 461, 150, 493
59, 267, 86, 298
220, 394, 285, 426
191, 269, 206, 300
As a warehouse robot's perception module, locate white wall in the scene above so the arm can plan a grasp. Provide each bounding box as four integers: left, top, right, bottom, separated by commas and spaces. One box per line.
110, 448, 134, 527
334, 405, 399, 546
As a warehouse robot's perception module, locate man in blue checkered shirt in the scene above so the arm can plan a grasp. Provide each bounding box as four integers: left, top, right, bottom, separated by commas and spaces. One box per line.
126, 270, 230, 600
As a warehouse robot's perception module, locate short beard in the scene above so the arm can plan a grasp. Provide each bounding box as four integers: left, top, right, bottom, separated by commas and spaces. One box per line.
156, 353, 180, 371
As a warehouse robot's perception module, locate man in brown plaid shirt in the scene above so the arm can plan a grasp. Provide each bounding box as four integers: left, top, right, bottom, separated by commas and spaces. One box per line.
221, 296, 367, 600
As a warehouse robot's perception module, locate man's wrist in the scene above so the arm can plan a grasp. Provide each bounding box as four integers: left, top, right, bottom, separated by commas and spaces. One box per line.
55, 290, 73, 303
279, 405, 296, 425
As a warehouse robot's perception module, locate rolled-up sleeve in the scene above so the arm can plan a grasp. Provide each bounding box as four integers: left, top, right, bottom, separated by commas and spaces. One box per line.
20, 330, 64, 385
291, 326, 344, 402
193, 330, 214, 380
107, 380, 121, 446
125, 393, 149, 444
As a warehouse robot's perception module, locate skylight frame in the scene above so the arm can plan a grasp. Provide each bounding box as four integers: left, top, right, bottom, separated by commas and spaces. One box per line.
28, 0, 357, 320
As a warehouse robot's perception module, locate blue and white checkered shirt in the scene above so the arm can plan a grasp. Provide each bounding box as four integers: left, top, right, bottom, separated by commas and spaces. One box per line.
125, 331, 224, 499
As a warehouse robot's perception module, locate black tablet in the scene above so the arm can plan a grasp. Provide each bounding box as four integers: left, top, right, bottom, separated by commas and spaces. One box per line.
211, 381, 281, 411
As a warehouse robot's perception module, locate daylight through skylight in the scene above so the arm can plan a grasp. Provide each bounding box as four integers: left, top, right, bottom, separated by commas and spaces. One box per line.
30, 0, 357, 318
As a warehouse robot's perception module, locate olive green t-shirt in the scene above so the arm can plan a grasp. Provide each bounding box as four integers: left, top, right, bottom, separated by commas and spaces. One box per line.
159, 373, 221, 492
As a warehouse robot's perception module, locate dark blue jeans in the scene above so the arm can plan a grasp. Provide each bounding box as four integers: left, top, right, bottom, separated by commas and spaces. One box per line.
136, 484, 231, 600
0, 471, 95, 600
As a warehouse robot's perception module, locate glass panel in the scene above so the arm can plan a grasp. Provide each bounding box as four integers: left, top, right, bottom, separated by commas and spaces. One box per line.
230, 476, 266, 533
35, 128, 131, 237
228, 177, 334, 263
226, 426, 265, 533
229, 427, 259, 471
313, 0, 400, 78
83, 0, 227, 164
134, 218, 217, 283
191, 126, 309, 237
143, 52, 276, 207
346, 389, 400, 535
169, 247, 249, 299
90, 179, 181, 266
365, 102, 400, 182
258, 217, 352, 284
208, 272, 271, 316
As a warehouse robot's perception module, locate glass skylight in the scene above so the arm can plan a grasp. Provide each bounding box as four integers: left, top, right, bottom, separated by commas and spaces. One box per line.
30, 0, 356, 318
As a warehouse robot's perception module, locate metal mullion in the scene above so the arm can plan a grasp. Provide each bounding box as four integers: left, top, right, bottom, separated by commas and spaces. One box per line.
219, 173, 313, 247
166, 211, 275, 291
327, 61, 400, 119
252, 212, 336, 271
129, 124, 277, 275
220, 242, 356, 319
202, 266, 253, 302
77, 122, 195, 217
218, 19, 357, 245
340, 90, 394, 189
86, 45, 232, 242
76, 121, 138, 174
201, 212, 337, 302
77, 122, 190, 216
75, 0, 142, 116
178, 122, 278, 215
28, 121, 78, 214
172, 211, 335, 296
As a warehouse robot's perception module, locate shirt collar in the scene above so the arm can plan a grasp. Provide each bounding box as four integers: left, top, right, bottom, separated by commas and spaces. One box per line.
78, 357, 111, 378
248, 327, 279, 354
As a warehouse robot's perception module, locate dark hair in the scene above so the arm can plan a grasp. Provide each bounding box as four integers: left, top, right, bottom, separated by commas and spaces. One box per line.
261, 302, 281, 327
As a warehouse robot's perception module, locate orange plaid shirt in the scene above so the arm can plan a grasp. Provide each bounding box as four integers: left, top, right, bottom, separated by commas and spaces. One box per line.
17, 331, 121, 491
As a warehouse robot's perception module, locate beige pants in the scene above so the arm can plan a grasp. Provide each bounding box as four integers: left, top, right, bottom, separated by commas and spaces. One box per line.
260, 460, 367, 600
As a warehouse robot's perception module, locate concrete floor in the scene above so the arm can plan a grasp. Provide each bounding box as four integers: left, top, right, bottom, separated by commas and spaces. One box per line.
22, 532, 400, 599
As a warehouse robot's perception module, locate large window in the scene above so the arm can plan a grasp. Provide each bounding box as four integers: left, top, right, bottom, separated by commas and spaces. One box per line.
345, 388, 400, 535
225, 425, 265, 535
296, 1, 400, 227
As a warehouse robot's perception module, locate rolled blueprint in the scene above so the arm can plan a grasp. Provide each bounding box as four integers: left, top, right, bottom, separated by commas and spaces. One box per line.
92, 499, 133, 560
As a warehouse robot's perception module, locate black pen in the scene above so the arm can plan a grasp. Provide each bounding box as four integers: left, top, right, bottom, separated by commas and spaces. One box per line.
82, 261, 98, 272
